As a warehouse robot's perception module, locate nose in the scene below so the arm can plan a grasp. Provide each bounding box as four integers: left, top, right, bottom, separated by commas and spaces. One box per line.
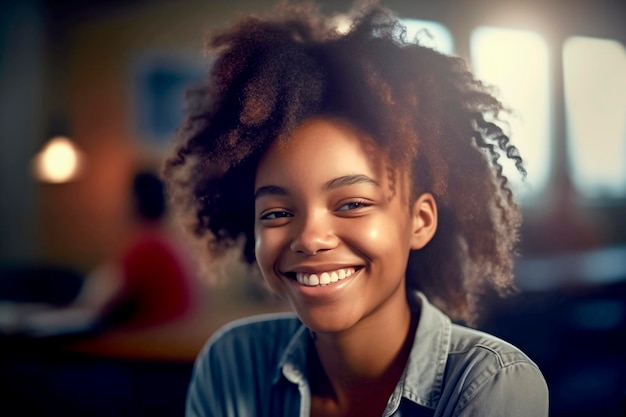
289, 213, 339, 255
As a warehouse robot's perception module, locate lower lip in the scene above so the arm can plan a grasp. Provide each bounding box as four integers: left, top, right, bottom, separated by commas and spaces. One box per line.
287, 270, 360, 299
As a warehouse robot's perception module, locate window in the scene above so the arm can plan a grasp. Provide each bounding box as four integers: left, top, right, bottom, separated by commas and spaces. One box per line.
470, 27, 551, 201
563, 36, 626, 199
399, 19, 454, 55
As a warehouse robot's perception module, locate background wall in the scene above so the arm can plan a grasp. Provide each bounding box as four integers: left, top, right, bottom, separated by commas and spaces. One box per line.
0, 1, 43, 265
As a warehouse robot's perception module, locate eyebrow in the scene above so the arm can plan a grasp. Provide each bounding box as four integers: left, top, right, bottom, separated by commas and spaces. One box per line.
254, 185, 288, 200
324, 174, 380, 190
254, 174, 379, 200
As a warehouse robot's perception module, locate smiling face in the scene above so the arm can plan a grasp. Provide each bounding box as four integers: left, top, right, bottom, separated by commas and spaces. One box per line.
254, 117, 436, 335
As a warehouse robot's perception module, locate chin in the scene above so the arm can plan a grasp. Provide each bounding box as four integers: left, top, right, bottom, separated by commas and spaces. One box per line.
293, 308, 362, 336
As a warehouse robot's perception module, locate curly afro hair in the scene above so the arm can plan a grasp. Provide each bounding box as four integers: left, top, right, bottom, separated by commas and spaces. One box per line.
163, 1, 525, 325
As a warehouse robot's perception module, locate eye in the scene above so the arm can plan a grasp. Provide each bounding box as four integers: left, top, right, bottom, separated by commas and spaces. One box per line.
336, 200, 371, 211
260, 210, 293, 220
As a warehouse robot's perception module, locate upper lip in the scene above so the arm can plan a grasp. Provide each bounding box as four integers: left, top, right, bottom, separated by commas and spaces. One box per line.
281, 263, 362, 275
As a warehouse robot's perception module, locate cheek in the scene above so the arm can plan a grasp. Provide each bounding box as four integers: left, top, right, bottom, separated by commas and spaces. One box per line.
254, 232, 269, 272
341, 216, 388, 254
342, 213, 411, 259
254, 231, 289, 297
366, 226, 380, 241
254, 228, 282, 276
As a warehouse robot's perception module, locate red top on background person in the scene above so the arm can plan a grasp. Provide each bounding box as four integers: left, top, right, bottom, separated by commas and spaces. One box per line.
109, 170, 199, 328
6, 171, 199, 336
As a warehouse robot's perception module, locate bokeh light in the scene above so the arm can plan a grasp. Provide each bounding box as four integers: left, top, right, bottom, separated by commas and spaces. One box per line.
32, 136, 84, 183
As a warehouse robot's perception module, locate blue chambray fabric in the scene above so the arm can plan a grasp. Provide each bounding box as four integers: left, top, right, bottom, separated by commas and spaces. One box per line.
186, 291, 548, 417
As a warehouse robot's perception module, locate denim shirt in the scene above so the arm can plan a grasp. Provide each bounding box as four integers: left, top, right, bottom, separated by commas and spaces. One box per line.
186, 291, 549, 417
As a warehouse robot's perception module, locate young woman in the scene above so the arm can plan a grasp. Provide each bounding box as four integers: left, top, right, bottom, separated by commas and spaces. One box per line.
164, 2, 549, 416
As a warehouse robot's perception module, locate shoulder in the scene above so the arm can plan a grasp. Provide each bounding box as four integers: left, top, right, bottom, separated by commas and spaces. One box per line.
186, 313, 303, 416
205, 312, 302, 355
448, 324, 537, 369
196, 313, 302, 375
405, 292, 548, 415
443, 324, 549, 416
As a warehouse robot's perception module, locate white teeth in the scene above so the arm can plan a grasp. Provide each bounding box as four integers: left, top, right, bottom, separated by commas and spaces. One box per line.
294, 267, 356, 287
296, 272, 308, 285
309, 274, 320, 285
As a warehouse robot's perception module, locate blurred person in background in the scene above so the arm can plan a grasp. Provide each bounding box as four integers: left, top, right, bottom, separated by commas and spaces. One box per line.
2, 170, 199, 337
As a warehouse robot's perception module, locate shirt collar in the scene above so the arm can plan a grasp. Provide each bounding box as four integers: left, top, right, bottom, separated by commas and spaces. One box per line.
274, 322, 309, 385
396, 290, 451, 409
274, 291, 452, 410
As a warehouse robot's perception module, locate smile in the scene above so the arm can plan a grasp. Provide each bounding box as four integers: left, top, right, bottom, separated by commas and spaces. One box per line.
294, 267, 356, 287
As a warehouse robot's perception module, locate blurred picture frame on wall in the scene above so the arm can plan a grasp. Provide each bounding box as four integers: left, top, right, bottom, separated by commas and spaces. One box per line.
130, 49, 209, 150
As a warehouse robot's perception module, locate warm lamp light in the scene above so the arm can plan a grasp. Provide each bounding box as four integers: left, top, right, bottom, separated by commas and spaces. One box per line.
32, 136, 85, 183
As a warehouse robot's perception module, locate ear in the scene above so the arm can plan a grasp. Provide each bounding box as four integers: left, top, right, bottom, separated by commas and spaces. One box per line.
409, 193, 438, 250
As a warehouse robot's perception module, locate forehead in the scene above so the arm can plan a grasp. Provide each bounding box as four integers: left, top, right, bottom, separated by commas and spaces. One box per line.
256, 117, 387, 181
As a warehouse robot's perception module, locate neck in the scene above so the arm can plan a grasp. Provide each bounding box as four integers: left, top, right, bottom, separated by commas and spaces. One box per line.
309, 299, 417, 405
